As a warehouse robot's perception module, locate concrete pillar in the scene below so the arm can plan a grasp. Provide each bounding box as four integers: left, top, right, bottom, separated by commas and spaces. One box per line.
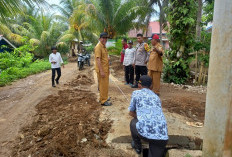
202, 0, 232, 157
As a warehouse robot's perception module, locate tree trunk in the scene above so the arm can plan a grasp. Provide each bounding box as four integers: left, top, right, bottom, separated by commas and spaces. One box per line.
158, 0, 164, 46
196, 0, 203, 40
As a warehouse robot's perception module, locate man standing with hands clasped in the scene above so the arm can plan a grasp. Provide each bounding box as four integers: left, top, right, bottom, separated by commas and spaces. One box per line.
94, 32, 112, 106
49, 46, 64, 87
147, 34, 164, 95
131, 33, 150, 88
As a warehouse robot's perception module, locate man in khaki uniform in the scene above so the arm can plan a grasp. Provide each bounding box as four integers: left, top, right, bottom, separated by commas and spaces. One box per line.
95, 32, 112, 106
147, 34, 164, 95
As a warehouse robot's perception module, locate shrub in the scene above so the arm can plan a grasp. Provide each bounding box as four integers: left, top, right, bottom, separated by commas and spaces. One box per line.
163, 56, 191, 84
107, 39, 122, 55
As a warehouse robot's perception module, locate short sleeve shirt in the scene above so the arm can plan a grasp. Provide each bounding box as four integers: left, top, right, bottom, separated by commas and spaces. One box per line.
147, 43, 164, 72
94, 42, 109, 73
128, 88, 168, 140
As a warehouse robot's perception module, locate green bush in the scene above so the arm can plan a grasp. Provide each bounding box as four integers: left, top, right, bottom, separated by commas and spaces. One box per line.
85, 45, 94, 52
0, 60, 50, 86
0, 42, 52, 86
107, 39, 122, 55
163, 57, 191, 84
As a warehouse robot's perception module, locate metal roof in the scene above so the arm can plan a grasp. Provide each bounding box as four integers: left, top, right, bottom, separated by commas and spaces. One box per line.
0, 35, 16, 49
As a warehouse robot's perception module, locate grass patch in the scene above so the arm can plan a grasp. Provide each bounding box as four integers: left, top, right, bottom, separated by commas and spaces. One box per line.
0, 60, 51, 86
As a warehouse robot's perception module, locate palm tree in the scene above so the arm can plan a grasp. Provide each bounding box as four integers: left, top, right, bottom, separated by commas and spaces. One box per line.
88, 0, 151, 38
0, 0, 48, 20
2, 6, 68, 56
58, 1, 98, 56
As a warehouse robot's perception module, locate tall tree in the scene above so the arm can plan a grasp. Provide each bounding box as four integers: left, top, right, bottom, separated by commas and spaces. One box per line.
196, 0, 203, 40
163, 0, 197, 84
157, 0, 169, 46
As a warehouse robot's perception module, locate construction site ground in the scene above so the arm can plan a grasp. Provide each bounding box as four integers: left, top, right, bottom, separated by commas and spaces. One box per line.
0, 56, 206, 157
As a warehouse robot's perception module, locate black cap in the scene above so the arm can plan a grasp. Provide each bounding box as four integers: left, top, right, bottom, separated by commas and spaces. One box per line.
100, 32, 108, 38
51, 46, 57, 50
128, 40, 133, 44
138, 75, 152, 87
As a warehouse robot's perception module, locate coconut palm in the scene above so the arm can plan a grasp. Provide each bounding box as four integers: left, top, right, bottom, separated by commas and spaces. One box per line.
87, 0, 151, 38
58, 1, 98, 56
2, 6, 68, 56
0, 0, 48, 20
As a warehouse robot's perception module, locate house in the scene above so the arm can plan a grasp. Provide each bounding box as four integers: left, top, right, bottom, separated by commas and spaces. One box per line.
0, 35, 16, 53
128, 21, 169, 49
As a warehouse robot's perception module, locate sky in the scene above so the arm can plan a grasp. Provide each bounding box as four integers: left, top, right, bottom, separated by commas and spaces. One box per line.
46, 0, 159, 21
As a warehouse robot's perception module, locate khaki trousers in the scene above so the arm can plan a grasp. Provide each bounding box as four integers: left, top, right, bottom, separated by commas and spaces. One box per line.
148, 70, 161, 94
97, 72, 109, 104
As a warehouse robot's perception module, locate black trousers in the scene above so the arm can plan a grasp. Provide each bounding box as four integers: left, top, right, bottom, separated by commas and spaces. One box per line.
52, 68, 61, 85
130, 118, 168, 157
125, 65, 134, 84
135, 65, 147, 84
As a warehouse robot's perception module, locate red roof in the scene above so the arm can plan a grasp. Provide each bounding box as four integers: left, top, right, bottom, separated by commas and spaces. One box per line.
128, 27, 152, 38
128, 21, 167, 38
149, 21, 167, 34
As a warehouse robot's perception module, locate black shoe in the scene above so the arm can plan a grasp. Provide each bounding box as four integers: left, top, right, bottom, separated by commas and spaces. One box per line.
52, 84, 56, 87
55, 79, 59, 84
101, 101, 112, 106
131, 84, 138, 88
131, 141, 141, 154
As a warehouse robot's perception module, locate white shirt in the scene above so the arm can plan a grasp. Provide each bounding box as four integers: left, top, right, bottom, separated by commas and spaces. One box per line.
123, 48, 135, 66
49, 52, 63, 68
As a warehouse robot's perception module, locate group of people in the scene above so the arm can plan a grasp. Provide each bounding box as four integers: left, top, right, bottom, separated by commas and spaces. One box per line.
121, 33, 164, 96
48, 32, 168, 157
94, 32, 168, 157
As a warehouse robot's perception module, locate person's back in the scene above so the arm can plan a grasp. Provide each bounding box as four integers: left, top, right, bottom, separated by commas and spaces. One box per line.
129, 75, 168, 157
130, 88, 168, 140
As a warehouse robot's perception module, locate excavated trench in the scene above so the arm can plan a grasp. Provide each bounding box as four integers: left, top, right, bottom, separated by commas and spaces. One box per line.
112, 135, 203, 156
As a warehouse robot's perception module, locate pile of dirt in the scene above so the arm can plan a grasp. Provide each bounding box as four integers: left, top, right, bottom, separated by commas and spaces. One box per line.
11, 72, 129, 156
66, 74, 93, 87
110, 55, 124, 81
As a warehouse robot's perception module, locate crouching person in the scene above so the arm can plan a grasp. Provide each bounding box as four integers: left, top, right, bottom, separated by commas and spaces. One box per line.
128, 75, 168, 156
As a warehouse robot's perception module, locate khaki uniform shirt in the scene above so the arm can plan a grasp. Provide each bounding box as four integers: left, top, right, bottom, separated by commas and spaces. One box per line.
134, 42, 150, 66
147, 43, 164, 72
94, 42, 109, 73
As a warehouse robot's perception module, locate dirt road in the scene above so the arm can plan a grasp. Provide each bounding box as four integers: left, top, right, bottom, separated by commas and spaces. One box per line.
0, 63, 78, 156
0, 56, 207, 157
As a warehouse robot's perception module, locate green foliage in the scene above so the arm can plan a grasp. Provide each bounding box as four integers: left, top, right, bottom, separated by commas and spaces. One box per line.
163, 0, 197, 84
85, 45, 94, 52
0, 60, 50, 86
185, 154, 192, 157
194, 29, 211, 52
202, 0, 214, 24
167, 0, 197, 57
107, 39, 122, 55
0, 42, 51, 86
163, 52, 191, 84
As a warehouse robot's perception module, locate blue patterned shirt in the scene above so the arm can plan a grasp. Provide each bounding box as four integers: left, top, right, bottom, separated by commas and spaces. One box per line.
128, 88, 168, 140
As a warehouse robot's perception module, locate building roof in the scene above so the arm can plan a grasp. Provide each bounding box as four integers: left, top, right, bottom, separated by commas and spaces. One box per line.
128, 21, 168, 38
0, 35, 16, 49
149, 21, 167, 34
128, 26, 152, 38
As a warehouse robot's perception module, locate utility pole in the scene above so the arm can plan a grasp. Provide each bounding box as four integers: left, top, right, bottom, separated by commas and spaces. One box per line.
202, 0, 232, 157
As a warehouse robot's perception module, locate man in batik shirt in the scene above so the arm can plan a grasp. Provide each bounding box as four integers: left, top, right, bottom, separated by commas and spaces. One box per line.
128, 75, 168, 156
